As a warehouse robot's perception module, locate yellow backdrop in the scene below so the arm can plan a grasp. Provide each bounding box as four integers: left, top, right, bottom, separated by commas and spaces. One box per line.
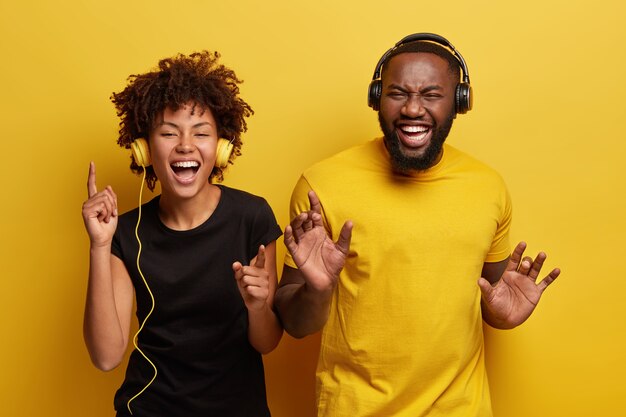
1, 1, 624, 416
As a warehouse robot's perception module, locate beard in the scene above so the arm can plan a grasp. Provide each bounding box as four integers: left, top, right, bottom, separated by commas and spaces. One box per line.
378, 112, 454, 173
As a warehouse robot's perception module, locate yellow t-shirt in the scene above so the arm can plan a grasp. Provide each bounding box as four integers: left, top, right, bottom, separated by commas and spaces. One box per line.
285, 138, 511, 417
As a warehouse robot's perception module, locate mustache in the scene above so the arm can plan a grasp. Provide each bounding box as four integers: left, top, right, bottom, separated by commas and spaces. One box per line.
377, 112, 455, 173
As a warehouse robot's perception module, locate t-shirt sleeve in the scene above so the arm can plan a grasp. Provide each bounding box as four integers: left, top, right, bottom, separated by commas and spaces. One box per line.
110, 209, 137, 263
249, 197, 283, 257
484, 184, 512, 263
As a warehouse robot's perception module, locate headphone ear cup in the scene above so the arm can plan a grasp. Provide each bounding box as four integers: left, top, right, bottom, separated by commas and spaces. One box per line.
131, 138, 151, 167
368, 79, 382, 111
455, 83, 473, 114
215, 138, 234, 168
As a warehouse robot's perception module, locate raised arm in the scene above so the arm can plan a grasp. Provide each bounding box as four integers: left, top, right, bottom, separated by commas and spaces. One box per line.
82, 162, 134, 371
478, 241, 561, 329
233, 242, 283, 354
274, 191, 352, 338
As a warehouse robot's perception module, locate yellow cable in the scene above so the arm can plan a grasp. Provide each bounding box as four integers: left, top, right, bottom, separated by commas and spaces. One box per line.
127, 166, 157, 415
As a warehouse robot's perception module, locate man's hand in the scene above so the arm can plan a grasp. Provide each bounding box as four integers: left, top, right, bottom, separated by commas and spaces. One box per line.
284, 191, 353, 294
478, 241, 561, 329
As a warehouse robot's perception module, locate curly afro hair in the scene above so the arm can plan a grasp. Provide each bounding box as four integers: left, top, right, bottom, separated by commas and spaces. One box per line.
110, 51, 253, 190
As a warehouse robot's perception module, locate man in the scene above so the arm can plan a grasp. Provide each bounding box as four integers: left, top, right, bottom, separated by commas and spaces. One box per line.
274, 33, 560, 417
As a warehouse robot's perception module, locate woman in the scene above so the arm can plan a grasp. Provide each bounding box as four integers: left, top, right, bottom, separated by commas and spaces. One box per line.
82, 51, 282, 416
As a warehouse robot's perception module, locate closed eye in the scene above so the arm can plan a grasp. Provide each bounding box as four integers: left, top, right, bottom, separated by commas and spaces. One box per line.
194, 133, 214, 140
387, 91, 408, 100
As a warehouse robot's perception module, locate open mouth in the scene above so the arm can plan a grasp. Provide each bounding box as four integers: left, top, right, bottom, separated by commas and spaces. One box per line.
171, 160, 200, 180
397, 125, 431, 147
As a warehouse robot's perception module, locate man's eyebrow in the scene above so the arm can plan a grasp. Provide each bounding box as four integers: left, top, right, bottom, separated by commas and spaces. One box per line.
386, 83, 409, 92
386, 84, 443, 92
420, 85, 443, 93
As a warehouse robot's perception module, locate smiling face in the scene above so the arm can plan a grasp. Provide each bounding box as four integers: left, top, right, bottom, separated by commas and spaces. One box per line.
148, 103, 219, 200
378, 52, 457, 173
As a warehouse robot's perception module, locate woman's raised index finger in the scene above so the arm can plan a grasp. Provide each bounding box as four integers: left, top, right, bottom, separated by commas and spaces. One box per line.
87, 161, 98, 198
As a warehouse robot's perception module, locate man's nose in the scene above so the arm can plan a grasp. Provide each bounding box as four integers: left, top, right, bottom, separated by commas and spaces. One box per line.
401, 94, 426, 118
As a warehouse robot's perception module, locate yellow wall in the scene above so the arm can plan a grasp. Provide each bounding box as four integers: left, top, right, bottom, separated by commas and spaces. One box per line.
1, 1, 624, 416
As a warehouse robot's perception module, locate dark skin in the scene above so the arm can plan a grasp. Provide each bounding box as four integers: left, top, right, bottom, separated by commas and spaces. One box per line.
378, 52, 456, 168
479, 242, 560, 329
276, 192, 352, 338
275, 52, 561, 337
276, 192, 560, 337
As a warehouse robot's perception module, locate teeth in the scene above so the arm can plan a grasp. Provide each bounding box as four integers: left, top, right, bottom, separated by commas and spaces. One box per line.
171, 161, 199, 168
401, 125, 428, 133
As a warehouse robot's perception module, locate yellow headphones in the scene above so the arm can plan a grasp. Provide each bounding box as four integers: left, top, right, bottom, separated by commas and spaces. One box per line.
130, 139, 152, 167
215, 138, 234, 169
130, 137, 234, 168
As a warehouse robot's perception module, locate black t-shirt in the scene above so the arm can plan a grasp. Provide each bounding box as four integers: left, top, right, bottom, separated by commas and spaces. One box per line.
111, 185, 282, 417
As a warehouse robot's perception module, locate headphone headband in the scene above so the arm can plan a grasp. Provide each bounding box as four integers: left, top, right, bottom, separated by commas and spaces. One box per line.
371, 32, 470, 84
367, 32, 473, 114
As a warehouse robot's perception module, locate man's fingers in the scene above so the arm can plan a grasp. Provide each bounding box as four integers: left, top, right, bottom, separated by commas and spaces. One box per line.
290, 212, 307, 241
537, 268, 561, 292
284, 225, 302, 259
87, 161, 98, 198
528, 252, 547, 281
336, 220, 353, 254
477, 277, 494, 300
506, 241, 527, 272
518, 256, 533, 275
254, 245, 266, 268
284, 224, 296, 249
311, 212, 324, 228
302, 217, 313, 232
308, 190, 322, 215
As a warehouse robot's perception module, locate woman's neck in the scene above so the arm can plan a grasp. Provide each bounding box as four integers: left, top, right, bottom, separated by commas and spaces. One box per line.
158, 184, 222, 231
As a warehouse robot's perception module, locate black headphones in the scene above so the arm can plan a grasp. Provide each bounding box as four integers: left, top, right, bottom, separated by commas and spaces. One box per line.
367, 33, 472, 114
